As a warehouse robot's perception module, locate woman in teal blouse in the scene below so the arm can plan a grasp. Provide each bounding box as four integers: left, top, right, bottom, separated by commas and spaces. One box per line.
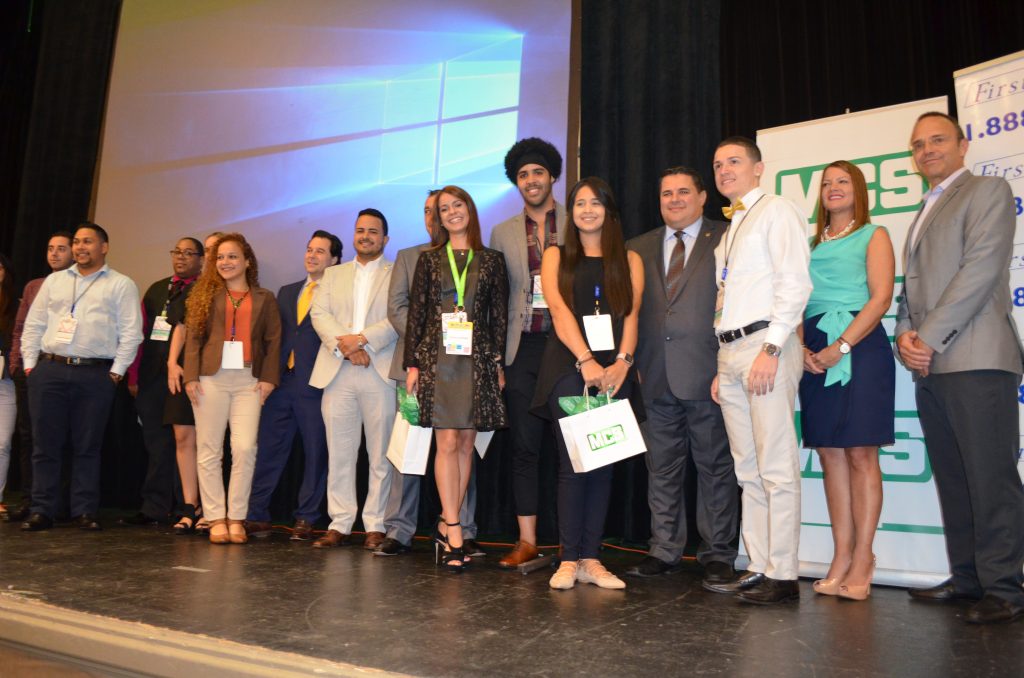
799, 160, 895, 601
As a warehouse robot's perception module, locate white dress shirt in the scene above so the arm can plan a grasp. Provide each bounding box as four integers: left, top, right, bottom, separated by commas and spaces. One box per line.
352, 256, 384, 338
20, 264, 144, 375
714, 187, 813, 347
663, 217, 703, 274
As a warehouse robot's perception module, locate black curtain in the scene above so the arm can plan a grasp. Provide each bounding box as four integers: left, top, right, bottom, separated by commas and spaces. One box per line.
720, 0, 1024, 140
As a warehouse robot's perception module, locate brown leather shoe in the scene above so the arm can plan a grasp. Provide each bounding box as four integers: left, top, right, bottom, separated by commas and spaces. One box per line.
291, 518, 314, 541
312, 529, 350, 548
244, 520, 273, 538
227, 519, 248, 544
499, 540, 540, 569
363, 531, 386, 550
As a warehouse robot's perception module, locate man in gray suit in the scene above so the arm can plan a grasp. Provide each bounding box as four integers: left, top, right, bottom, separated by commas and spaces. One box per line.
624, 167, 739, 589
490, 137, 567, 567
896, 111, 1024, 624
374, 191, 482, 557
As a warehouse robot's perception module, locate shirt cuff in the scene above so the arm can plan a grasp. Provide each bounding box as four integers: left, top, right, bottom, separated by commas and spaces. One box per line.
764, 325, 791, 348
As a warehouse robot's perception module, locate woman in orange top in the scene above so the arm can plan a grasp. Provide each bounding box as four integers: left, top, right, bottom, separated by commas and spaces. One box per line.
183, 233, 281, 544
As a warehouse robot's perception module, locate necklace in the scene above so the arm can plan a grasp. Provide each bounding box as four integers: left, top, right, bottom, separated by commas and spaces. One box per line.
822, 219, 856, 242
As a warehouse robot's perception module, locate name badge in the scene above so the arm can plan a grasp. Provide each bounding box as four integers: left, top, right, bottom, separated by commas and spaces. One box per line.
582, 313, 614, 351
441, 311, 465, 346
55, 315, 78, 344
531, 274, 548, 309
445, 320, 473, 355
150, 316, 172, 342
222, 340, 245, 369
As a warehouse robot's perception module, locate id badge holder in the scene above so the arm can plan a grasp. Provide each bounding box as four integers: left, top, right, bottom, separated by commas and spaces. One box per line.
151, 315, 172, 341
222, 341, 245, 369
55, 314, 78, 344
441, 311, 462, 346
583, 314, 615, 351
531, 274, 548, 309
445, 321, 473, 355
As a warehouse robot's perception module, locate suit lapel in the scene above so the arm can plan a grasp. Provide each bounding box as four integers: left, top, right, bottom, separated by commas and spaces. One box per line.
666, 223, 713, 306
908, 172, 970, 264
367, 262, 392, 308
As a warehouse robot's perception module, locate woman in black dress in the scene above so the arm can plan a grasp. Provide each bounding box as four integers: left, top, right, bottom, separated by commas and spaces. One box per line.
532, 177, 644, 590
405, 185, 509, 572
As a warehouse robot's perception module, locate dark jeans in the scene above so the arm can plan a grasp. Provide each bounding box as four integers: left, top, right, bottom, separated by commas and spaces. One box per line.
505, 332, 549, 516
548, 371, 635, 561
135, 374, 179, 517
28, 360, 117, 518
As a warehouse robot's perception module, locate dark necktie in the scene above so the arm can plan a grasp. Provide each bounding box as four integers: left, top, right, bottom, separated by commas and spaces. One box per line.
666, 231, 686, 292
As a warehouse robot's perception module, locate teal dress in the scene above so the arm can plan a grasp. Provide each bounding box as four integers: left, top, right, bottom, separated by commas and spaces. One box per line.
799, 225, 894, 447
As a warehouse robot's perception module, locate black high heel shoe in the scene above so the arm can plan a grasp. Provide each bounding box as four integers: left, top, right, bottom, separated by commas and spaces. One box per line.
433, 517, 465, 573
173, 504, 200, 535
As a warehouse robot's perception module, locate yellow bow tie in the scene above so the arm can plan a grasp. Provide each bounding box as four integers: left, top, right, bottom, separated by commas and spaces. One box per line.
722, 200, 745, 220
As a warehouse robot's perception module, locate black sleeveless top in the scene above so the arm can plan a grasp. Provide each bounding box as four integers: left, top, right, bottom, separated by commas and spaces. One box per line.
530, 253, 643, 420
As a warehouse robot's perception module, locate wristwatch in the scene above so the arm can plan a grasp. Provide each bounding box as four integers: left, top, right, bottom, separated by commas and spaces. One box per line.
615, 352, 634, 365
837, 337, 852, 354
762, 343, 781, 357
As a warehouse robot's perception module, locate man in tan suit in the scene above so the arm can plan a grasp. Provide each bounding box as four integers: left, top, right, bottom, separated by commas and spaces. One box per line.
309, 209, 398, 549
896, 112, 1024, 624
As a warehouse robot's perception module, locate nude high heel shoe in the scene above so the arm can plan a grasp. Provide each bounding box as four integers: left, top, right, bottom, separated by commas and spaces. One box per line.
813, 576, 843, 596
838, 556, 876, 601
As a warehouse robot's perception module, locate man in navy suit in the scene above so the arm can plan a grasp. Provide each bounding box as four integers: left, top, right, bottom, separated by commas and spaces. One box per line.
245, 230, 342, 539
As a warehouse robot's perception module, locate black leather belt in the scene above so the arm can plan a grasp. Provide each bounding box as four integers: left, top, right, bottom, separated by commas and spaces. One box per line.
717, 320, 770, 344
40, 352, 114, 367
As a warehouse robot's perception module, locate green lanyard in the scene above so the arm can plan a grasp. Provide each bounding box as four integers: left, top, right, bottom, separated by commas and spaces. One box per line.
445, 242, 474, 311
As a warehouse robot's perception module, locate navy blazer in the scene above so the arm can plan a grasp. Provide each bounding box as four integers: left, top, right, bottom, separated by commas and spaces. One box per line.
278, 279, 323, 388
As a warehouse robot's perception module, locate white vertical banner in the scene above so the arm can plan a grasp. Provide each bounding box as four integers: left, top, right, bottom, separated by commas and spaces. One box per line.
755, 97, 950, 587
954, 50, 1024, 483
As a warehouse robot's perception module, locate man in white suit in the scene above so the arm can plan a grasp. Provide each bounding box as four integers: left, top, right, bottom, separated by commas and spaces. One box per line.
309, 209, 398, 549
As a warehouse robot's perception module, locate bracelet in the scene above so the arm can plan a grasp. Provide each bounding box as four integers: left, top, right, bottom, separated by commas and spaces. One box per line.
575, 356, 595, 372
576, 349, 592, 361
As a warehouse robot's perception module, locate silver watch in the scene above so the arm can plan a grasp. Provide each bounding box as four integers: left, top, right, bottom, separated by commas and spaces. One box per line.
762, 343, 781, 357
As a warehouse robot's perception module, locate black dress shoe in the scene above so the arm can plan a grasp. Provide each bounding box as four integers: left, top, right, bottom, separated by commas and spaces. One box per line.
625, 555, 684, 577
702, 560, 736, 586
908, 578, 982, 603
736, 577, 800, 605
119, 512, 162, 526
74, 514, 102, 531
290, 518, 314, 541
21, 513, 54, 531
703, 570, 765, 594
463, 539, 485, 557
372, 537, 411, 556
965, 595, 1024, 624
10, 503, 32, 522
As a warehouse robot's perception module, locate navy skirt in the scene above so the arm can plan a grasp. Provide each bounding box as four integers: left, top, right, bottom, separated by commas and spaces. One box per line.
799, 315, 895, 448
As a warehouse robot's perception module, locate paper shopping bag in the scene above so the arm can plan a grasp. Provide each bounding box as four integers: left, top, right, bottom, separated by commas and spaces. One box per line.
558, 398, 646, 473
386, 416, 433, 475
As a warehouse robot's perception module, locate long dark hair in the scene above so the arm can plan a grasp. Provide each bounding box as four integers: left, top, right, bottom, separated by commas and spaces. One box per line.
429, 185, 484, 251
0, 252, 15, 341
559, 177, 633, 318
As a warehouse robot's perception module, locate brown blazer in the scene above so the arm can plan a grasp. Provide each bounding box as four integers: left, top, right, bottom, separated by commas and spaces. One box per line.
183, 287, 282, 385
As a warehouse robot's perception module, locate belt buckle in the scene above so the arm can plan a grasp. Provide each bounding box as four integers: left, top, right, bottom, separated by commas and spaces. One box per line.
68, 356, 82, 365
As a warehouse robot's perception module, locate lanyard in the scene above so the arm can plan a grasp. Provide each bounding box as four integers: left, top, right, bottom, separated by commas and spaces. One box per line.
593, 285, 602, 315
227, 289, 250, 341
721, 195, 765, 283
445, 242, 474, 311
70, 272, 103, 316
162, 277, 192, 317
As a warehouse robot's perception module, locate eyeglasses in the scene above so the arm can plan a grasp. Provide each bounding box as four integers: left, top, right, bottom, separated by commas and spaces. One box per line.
169, 249, 200, 258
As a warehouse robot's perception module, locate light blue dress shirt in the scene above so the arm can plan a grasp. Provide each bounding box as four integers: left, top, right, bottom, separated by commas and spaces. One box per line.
662, 217, 703, 275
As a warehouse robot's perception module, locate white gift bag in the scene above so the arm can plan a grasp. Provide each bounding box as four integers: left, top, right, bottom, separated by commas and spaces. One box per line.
386, 416, 434, 476
558, 392, 646, 473
475, 431, 494, 459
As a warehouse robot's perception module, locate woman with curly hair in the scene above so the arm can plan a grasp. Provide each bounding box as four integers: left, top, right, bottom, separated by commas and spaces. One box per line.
183, 233, 281, 544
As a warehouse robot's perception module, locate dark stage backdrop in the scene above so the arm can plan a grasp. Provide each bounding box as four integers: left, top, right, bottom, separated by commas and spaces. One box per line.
3, 0, 1024, 543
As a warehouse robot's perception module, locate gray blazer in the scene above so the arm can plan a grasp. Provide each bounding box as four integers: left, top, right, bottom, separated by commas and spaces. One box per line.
387, 243, 431, 382
627, 218, 726, 402
895, 171, 1024, 375
489, 204, 567, 365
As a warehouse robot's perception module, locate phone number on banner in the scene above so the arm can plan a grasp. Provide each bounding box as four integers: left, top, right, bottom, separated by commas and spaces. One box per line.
965, 112, 1024, 141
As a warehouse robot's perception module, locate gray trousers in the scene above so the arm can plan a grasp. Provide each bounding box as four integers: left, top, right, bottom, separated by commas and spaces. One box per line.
643, 391, 738, 565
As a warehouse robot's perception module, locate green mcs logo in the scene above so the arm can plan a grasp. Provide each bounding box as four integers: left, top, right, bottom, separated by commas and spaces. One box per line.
775, 151, 928, 224
588, 425, 625, 451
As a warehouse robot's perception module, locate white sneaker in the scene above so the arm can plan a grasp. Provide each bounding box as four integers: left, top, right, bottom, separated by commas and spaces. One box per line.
549, 561, 579, 590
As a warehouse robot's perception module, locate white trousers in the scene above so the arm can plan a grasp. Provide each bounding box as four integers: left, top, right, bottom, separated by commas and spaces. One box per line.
321, 361, 396, 534
193, 369, 261, 521
0, 379, 15, 502
716, 331, 803, 580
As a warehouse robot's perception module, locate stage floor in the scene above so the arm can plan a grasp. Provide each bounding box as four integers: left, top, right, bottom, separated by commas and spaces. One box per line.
0, 515, 1021, 677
